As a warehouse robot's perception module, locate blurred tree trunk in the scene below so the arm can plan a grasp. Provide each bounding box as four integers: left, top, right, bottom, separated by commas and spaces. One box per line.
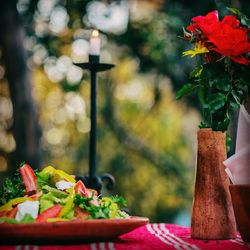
0, 0, 42, 173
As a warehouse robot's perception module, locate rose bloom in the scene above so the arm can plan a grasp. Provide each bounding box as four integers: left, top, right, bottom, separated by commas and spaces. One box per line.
208, 18, 250, 65
187, 11, 250, 65
187, 10, 219, 36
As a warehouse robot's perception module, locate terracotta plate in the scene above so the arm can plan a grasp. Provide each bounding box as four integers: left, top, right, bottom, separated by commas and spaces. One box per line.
0, 216, 149, 244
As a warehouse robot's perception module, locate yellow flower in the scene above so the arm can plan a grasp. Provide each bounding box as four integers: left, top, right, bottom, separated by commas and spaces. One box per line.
182, 42, 209, 58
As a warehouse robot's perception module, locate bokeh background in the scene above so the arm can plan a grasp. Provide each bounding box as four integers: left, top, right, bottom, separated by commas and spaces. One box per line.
0, 0, 249, 225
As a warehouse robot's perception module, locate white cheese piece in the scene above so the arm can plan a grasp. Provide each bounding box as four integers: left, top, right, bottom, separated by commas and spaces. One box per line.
15, 200, 39, 221
55, 180, 75, 190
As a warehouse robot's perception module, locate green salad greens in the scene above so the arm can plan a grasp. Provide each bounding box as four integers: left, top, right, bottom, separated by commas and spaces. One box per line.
0, 163, 128, 223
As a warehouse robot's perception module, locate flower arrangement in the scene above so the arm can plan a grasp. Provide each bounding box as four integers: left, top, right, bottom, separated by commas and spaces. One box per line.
177, 8, 250, 132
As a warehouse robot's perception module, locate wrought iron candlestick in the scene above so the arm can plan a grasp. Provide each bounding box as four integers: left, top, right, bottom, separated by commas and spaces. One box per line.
74, 55, 115, 194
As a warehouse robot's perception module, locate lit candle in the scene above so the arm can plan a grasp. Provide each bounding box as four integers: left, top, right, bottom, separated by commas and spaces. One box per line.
89, 30, 101, 56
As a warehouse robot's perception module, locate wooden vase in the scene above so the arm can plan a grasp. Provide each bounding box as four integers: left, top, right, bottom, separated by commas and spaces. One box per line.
191, 128, 237, 239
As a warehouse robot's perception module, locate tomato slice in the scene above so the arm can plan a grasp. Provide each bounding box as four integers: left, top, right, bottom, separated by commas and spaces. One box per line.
36, 204, 62, 222
74, 180, 88, 196
87, 189, 99, 206
20, 164, 38, 194
74, 205, 89, 220
0, 210, 8, 217
0, 207, 18, 219
7, 207, 18, 218
74, 180, 99, 206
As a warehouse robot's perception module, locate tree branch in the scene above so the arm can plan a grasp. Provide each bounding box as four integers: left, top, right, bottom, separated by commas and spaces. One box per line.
0, 0, 42, 172
101, 80, 186, 178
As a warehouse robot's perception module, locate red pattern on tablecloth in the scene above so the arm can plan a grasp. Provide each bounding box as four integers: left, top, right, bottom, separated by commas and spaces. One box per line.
0, 224, 249, 250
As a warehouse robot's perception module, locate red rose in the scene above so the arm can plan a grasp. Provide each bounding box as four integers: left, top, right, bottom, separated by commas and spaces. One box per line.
221, 15, 240, 28
187, 11, 250, 65
187, 10, 219, 36
208, 21, 250, 65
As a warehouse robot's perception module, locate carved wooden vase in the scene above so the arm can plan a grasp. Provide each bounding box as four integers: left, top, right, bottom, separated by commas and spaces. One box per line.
191, 128, 237, 239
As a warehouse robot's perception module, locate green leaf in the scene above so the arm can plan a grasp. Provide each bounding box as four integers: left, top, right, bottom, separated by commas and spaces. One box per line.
39, 193, 55, 212
110, 195, 127, 207
42, 185, 68, 199
231, 89, 243, 105
74, 194, 128, 220
228, 97, 240, 111
216, 117, 230, 132
227, 7, 240, 16
36, 172, 50, 190
205, 93, 227, 113
19, 214, 35, 223
63, 206, 74, 220
190, 65, 203, 78
211, 78, 231, 92
198, 122, 209, 129
176, 84, 197, 100
0, 217, 18, 224
0, 169, 26, 206
229, 7, 250, 27
227, 7, 250, 27
226, 133, 232, 153
197, 85, 206, 104
39, 190, 68, 212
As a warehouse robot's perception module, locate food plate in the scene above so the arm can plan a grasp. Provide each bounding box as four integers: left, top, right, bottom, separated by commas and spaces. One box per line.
0, 216, 149, 244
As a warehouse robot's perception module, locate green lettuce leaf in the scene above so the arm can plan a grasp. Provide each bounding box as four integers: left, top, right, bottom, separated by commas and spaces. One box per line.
0, 169, 25, 206
42, 185, 68, 198
19, 214, 35, 223
39, 191, 67, 212
0, 217, 18, 224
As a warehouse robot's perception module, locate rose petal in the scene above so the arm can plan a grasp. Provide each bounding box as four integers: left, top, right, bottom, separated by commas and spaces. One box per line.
231, 56, 250, 65
222, 15, 240, 27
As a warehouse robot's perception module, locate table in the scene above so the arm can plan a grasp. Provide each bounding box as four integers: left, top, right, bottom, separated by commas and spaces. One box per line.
1, 224, 249, 250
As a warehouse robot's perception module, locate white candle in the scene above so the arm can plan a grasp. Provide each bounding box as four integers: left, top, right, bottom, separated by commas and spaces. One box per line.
89, 30, 101, 56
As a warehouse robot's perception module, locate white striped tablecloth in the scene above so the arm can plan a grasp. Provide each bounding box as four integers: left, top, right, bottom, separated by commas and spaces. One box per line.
1, 223, 249, 250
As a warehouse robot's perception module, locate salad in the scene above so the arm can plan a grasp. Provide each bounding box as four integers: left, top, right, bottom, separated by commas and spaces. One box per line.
0, 164, 128, 223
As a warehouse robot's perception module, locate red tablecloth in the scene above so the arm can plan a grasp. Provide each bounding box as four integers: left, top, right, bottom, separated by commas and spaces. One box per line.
1, 224, 249, 250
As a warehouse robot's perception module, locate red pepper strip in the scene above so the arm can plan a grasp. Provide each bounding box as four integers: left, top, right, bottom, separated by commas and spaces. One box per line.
0, 210, 8, 217
0, 207, 18, 218
7, 207, 18, 218
36, 204, 62, 223
74, 180, 89, 196
20, 164, 38, 194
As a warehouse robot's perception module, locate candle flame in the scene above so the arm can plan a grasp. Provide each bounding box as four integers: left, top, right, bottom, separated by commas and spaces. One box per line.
92, 30, 99, 38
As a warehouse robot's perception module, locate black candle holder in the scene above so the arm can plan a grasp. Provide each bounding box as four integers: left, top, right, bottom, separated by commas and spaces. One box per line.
74, 55, 115, 194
